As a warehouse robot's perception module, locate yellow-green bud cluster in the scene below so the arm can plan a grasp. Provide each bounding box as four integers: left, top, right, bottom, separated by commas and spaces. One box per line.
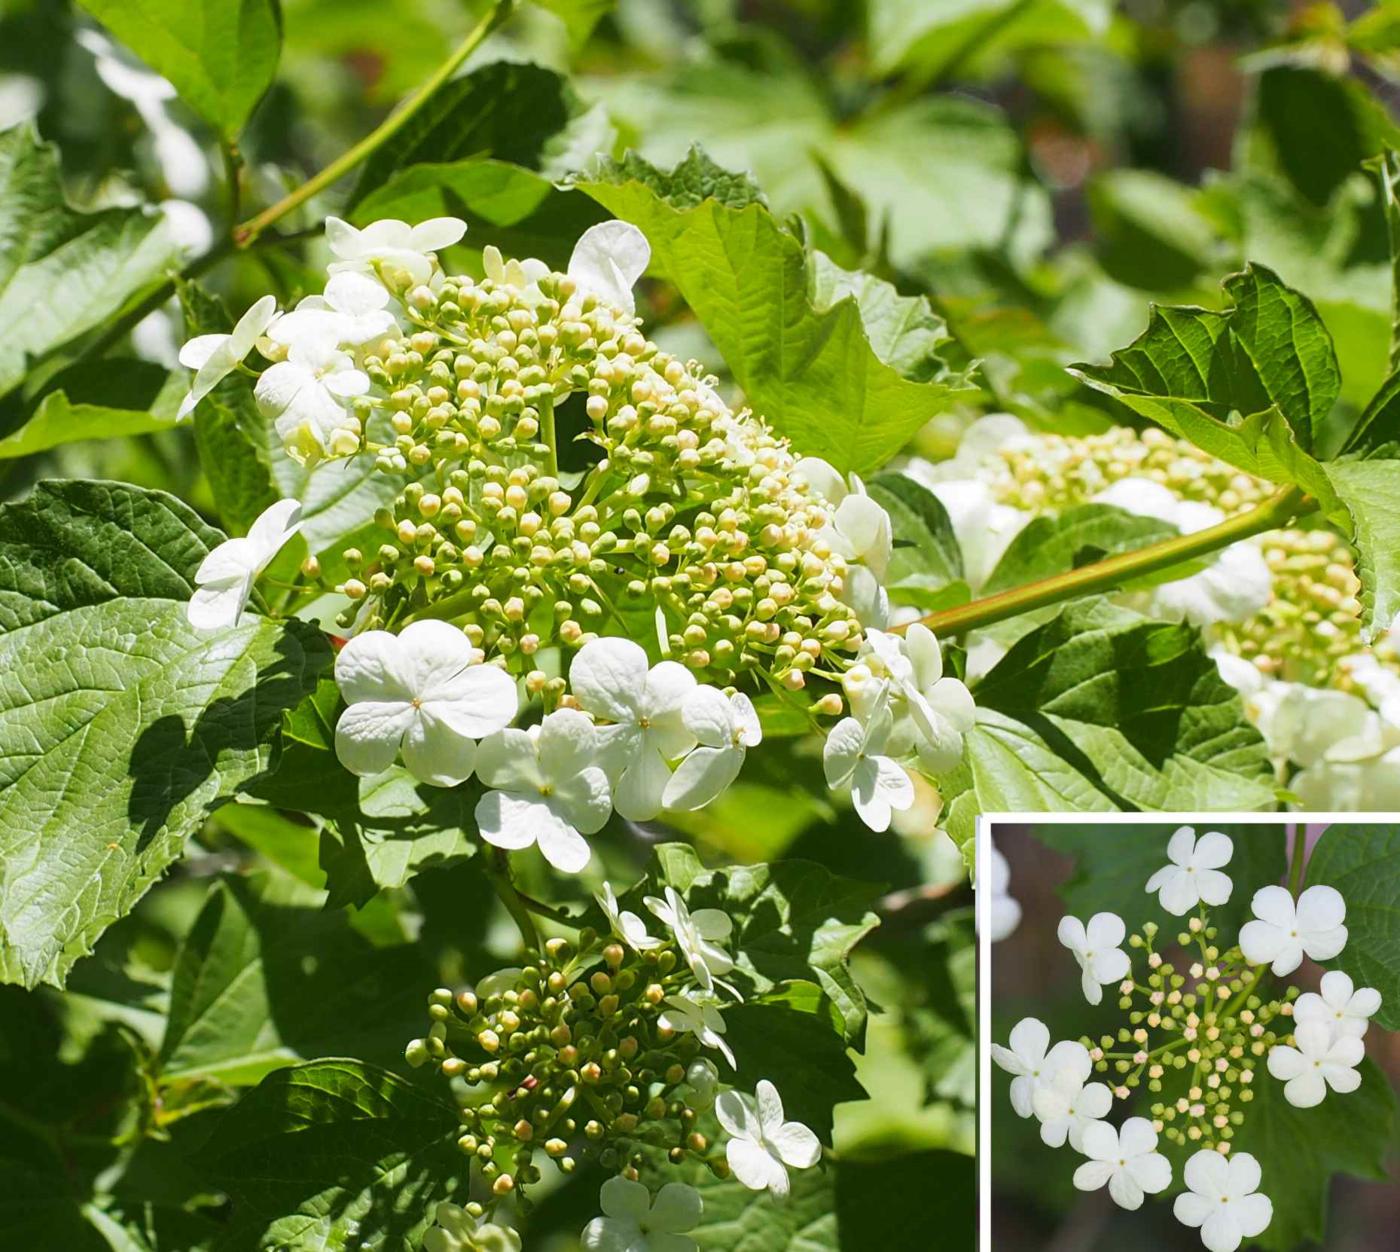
327, 266, 861, 688
404, 934, 724, 1216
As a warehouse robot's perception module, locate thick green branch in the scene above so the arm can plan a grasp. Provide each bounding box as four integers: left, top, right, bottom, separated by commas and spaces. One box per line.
907, 485, 1315, 638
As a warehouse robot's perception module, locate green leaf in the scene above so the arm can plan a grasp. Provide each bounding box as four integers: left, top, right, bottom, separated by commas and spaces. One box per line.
529, 0, 613, 47
1306, 823, 1400, 1030
0, 481, 329, 988
576, 148, 976, 474
0, 124, 177, 399
1086, 169, 1223, 292
1317, 454, 1400, 637
198, 1059, 464, 1250
75, 0, 281, 138
866, 472, 964, 599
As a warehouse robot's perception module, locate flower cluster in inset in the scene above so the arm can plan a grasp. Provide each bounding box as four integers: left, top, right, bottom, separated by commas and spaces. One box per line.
992, 826, 1383, 1252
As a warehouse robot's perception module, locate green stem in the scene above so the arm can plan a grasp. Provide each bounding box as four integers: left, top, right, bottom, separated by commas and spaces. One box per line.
485, 847, 540, 953
233, 0, 515, 246
1288, 823, 1309, 897
540, 393, 559, 478
908, 485, 1315, 638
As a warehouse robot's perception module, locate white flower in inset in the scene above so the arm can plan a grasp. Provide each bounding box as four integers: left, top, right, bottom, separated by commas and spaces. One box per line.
1144, 826, 1234, 916
990, 1018, 1092, 1119
1266, 1019, 1364, 1108
1030, 1067, 1113, 1150
334, 620, 518, 786
984, 837, 1021, 943
661, 688, 761, 811
1072, 1117, 1171, 1211
325, 215, 466, 286
1238, 884, 1348, 976
187, 498, 301, 631
582, 1177, 701, 1252
269, 271, 399, 349
256, 337, 369, 463
684, 1059, 719, 1110
1058, 913, 1132, 1006
822, 704, 913, 833
596, 882, 661, 952
658, 995, 735, 1068
568, 221, 651, 316
177, 294, 278, 419
569, 637, 696, 820
1294, 969, 1382, 1040
422, 1201, 521, 1252
474, 709, 612, 873
715, 1079, 821, 1200
645, 886, 736, 994
858, 625, 976, 773
1173, 1150, 1273, 1252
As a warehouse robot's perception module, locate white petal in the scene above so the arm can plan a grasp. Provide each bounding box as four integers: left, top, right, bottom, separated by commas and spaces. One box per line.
1238, 920, 1293, 973
1085, 912, 1126, 950
1200, 1210, 1245, 1252
568, 221, 650, 314
613, 746, 672, 821
1173, 1192, 1216, 1229
772, 1121, 821, 1169
537, 707, 600, 780
1283, 1070, 1327, 1108
648, 1182, 702, 1234
1250, 885, 1297, 929
1265, 1044, 1306, 1081
714, 1090, 759, 1141
408, 216, 468, 252
1183, 1149, 1230, 1200
641, 660, 697, 719
474, 789, 550, 852
792, 457, 847, 504
1165, 825, 1197, 867
1157, 871, 1199, 916
535, 805, 593, 872
187, 579, 251, 631
1006, 1018, 1049, 1069
1106, 1168, 1145, 1211
401, 710, 477, 787
335, 701, 415, 776
599, 1176, 651, 1222
1193, 831, 1234, 870
680, 684, 734, 745
1196, 869, 1233, 907
569, 636, 648, 722
726, 1138, 779, 1194
1233, 1192, 1273, 1240
731, 693, 762, 746
178, 332, 228, 370
336, 630, 413, 704
1072, 1160, 1114, 1193
662, 745, 743, 810
244, 497, 303, 562
428, 663, 519, 739
1296, 884, 1346, 932
554, 767, 613, 836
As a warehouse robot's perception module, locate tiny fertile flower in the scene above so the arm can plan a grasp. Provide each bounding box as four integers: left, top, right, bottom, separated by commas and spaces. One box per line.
1145, 826, 1234, 916
990, 1018, 1092, 1119
596, 882, 661, 952
187, 497, 301, 631
1030, 1066, 1112, 1150
422, 1202, 521, 1252
324, 215, 466, 286
569, 637, 696, 820
483, 244, 549, 296
256, 336, 369, 463
1266, 1019, 1364, 1107
1057, 913, 1132, 1005
568, 220, 651, 316
334, 619, 518, 786
474, 708, 612, 873
1238, 884, 1348, 976
1072, 1117, 1171, 1211
1294, 969, 1381, 1040
582, 1177, 701, 1252
177, 293, 278, 418
822, 702, 913, 832
268, 270, 398, 349
1173, 1150, 1273, 1252
661, 688, 761, 811
645, 886, 736, 994
715, 1079, 821, 1200
984, 837, 1021, 943
658, 994, 735, 1068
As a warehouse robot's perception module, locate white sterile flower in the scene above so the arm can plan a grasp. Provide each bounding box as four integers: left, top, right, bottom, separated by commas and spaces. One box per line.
857, 625, 976, 773
187, 498, 301, 631
1144, 826, 1234, 916
324, 215, 467, 286
582, 1177, 701, 1252
990, 1018, 1092, 1119
423, 1202, 521, 1252
160, 199, 213, 257
1238, 884, 1348, 976
256, 337, 369, 463
984, 837, 1022, 943
922, 478, 1031, 591
475, 708, 612, 873
658, 995, 735, 1068
645, 886, 736, 994
1265, 1019, 1365, 1107
177, 294, 278, 419
596, 882, 661, 952
1294, 969, 1381, 1040
822, 703, 913, 833
715, 1080, 821, 1200
1030, 1066, 1113, 1150
569, 637, 696, 820
568, 221, 651, 316
334, 619, 518, 786
1174, 1150, 1273, 1252
1249, 682, 1389, 770
1072, 1117, 1171, 1211
661, 688, 761, 811
268, 271, 398, 349
1057, 913, 1132, 1006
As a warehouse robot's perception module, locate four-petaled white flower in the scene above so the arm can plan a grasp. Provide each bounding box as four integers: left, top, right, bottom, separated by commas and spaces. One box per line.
256, 336, 369, 463
1144, 826, 1235, 916
662, 688, 761, 810
474, 708, 612, 873
645, 886, 736, 994
334, 619, 518, 786
569, 637, 696, 819
1030, 1067, 1113, 1150
854, 627, 976, 773
822, 703, 913, 832
1265, 1019, 1364, 1108
984, 837, 1021, 943
187, 497, 301, 631
1238, 884, 1348, 976
1294, 969, 1381, 1040
1072, 1117, 1172, 1211
423, 1201, 521, 1252
1173, 1150, 1273, 1252
1057, 913, 1132, 1006
658, 994, 735, 1068
568, 221, 651, 316
990, 1018, 1092, 1119
268, 271, 398, 349
714, 1079, 821, 1200
178, 294, 278, 419
324, 215, 466, 286
581, 1177, 701, 1252
596, 882, 661, 952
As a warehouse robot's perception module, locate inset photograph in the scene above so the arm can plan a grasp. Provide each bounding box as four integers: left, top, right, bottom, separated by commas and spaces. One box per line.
982, 820, 1399, 1252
